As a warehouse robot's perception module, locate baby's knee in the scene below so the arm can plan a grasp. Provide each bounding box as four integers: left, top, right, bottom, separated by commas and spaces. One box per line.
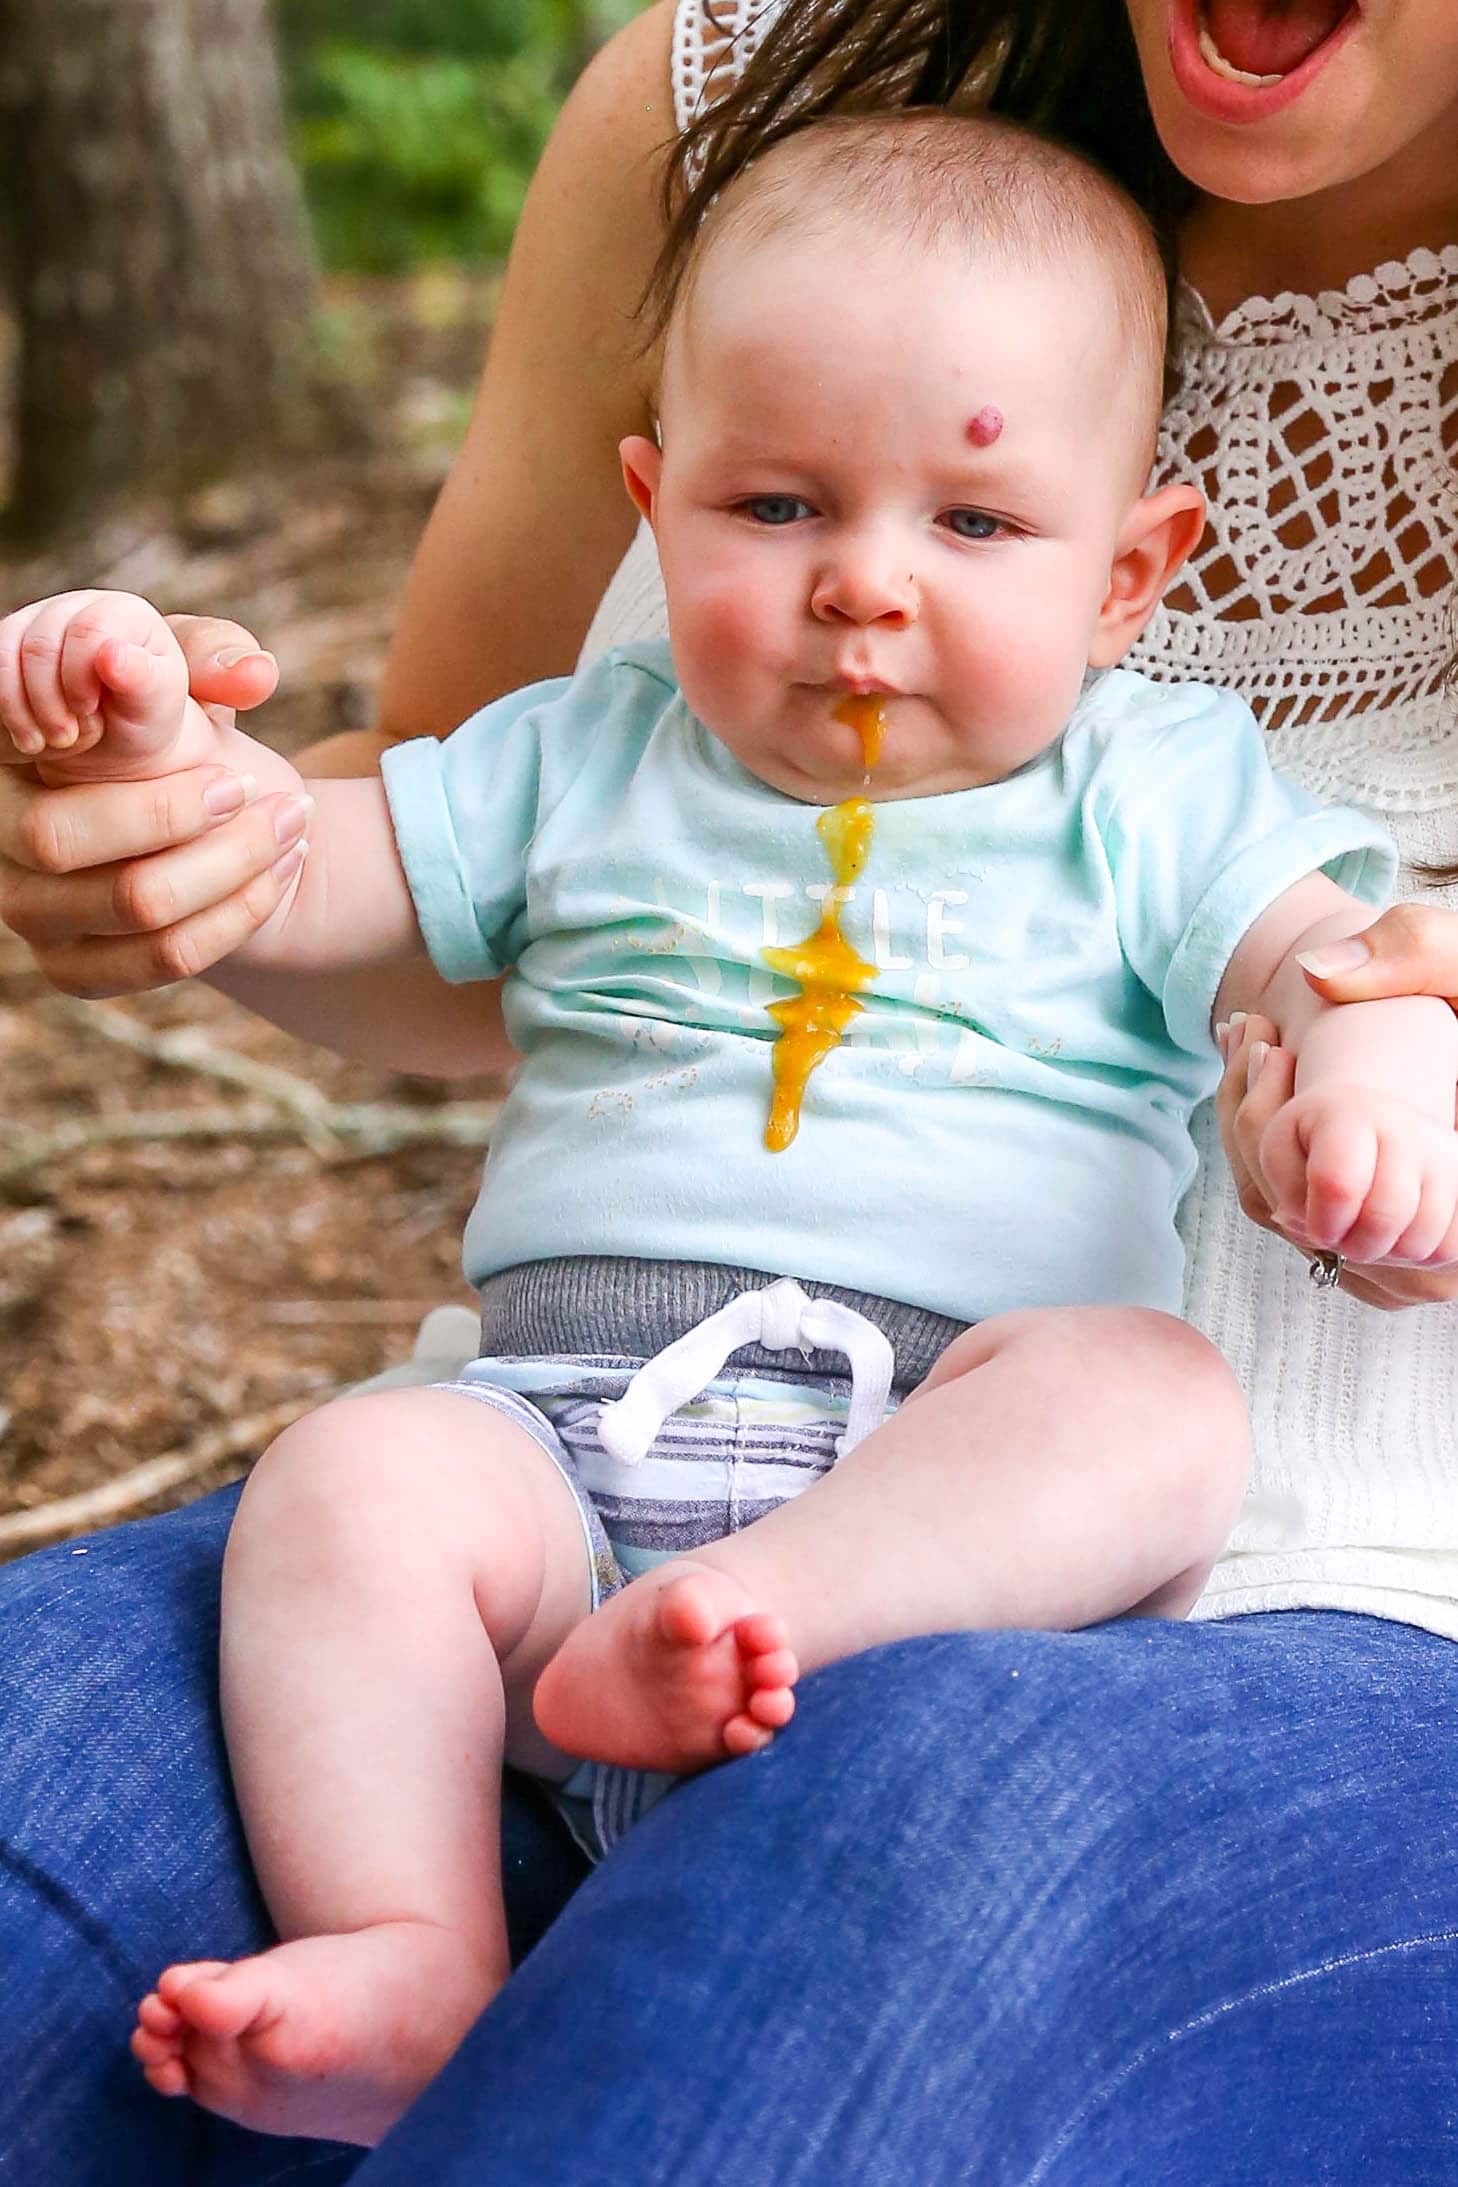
230, 1393, 433, 1562
933, 1305, 1248, 1479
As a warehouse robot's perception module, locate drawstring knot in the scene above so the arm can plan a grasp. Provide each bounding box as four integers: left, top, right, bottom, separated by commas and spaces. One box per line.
596, 1278, 893, 1467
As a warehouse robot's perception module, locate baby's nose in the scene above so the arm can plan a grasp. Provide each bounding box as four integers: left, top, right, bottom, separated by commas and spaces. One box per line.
810, 543, 917, 626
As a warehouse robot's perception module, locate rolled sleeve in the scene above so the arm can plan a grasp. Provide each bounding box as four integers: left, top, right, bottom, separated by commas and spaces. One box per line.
380, 675, 569, 984
1090, 680, 1397, 1058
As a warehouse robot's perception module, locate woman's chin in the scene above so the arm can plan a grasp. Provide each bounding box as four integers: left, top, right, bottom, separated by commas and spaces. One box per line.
1131, 0, 1380, 206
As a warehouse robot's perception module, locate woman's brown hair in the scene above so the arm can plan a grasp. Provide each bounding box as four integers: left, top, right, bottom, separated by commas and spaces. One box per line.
648, 0, 1196, 335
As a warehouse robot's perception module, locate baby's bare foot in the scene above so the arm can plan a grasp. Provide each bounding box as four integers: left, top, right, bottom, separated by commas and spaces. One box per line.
130, 1921, 503, 2145
533, 1561, 799, 1772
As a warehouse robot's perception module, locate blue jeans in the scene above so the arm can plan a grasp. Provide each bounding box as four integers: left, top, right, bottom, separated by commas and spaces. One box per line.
4, 1490, 1458, 2185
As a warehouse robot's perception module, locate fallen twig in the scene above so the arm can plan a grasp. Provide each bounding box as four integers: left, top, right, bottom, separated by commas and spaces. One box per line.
43, 997, 345, 1153
0, 1397, 323, 1554
1, 1098, 499, 1184
262, 1299, 454, 1325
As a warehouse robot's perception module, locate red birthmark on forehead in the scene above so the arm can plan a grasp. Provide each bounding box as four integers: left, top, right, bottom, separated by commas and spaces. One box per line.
966, 406, 1004, 447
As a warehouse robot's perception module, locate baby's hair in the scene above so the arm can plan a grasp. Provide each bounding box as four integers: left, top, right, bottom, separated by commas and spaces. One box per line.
662, 109, 1170, 462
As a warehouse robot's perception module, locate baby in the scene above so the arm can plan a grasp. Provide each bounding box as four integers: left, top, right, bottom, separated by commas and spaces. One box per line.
6, 112, 1458, 2148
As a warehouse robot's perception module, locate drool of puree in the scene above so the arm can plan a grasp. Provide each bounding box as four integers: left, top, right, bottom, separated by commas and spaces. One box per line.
761, 695, 884, 1150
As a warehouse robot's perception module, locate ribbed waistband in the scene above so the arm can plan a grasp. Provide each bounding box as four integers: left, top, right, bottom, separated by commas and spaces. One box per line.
476, 1257, 967, 1396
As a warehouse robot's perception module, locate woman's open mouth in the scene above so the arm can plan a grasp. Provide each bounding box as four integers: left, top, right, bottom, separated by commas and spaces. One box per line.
1169, 0, 1361, 120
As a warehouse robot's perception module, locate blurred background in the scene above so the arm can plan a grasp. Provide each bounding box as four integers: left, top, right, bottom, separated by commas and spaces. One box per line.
0, 0, 641, 1553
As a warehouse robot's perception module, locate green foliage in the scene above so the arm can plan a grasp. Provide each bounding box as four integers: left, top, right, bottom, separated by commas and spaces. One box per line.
292, 46, 555, 269
276, 0, 639, 271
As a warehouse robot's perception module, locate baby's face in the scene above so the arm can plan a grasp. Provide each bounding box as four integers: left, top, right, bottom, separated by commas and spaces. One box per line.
630, 230, 1166, 803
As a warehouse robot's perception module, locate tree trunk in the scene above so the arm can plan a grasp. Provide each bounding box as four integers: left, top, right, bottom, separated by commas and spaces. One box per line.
0, 0, 325, 539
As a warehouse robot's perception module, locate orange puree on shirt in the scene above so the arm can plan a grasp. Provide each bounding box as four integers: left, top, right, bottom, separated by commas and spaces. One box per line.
761, 695, 884, 1151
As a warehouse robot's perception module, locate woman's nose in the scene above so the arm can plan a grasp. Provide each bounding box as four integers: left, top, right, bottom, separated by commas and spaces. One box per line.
810, 542, 917, 627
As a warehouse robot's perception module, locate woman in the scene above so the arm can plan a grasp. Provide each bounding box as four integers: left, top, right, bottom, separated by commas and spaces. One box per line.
4, 1, 1458, 2178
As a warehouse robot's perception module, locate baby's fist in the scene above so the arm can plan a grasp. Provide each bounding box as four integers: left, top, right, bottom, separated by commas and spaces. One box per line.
1259, 1083, 1458, 1268
0, 590, 194, 783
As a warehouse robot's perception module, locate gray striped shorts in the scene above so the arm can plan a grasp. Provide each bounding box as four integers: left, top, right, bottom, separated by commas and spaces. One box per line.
437, 1350, 890, 1858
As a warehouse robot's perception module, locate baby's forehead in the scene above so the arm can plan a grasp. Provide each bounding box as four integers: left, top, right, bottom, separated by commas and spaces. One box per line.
666, 227, 1137, 416
661, 211, 1162, 492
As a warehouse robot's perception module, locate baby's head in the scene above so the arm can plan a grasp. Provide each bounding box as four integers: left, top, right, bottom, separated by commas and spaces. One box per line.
622, 111, 1205, 802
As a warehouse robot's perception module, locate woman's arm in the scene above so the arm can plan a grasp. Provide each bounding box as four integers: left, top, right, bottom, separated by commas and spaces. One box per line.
0, 1, 674, 996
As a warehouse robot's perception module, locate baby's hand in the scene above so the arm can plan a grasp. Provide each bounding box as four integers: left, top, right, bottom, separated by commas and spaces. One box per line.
1258, 1083, 1458, 1267
0, 591, 217, 785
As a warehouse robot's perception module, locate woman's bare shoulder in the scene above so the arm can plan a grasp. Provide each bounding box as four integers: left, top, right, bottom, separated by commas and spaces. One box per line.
376, 4, 677, 738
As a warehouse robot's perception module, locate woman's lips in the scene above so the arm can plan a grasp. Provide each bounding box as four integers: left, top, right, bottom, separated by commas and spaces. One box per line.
1168, 0, 1360, 121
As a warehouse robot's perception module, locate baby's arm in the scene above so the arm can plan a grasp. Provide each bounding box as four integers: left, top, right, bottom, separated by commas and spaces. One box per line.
0, 592, 496, 1074
1217, 875, 1458, 1265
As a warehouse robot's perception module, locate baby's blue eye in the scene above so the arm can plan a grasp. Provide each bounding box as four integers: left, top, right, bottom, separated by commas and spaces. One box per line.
944, 509, 1002, 541
745, 495, 811, 526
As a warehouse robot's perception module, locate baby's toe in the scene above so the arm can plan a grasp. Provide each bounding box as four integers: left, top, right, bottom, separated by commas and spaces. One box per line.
130, 2022, 180, 2070
158, 1959, 273, 2044
135, 1991, 183, 2037
655, 1575, 723, 1649
734, 1611, 792, 1657
131, 2030, 189, 2097
156, 1959, 231, 2006
745, 1644, 799, 1690
745, 1683, 796, 1729
722, 1714, 776, 1757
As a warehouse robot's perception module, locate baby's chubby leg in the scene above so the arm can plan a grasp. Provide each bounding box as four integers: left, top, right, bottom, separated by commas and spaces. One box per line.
535, 1308, 1249, 1770
130, 1386, 593, 2146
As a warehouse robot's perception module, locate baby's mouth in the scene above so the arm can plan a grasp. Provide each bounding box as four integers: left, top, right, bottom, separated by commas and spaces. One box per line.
1196, 0, 1357, 86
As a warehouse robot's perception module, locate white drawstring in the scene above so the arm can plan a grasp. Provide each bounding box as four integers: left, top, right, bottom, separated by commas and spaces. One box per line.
596, 1278, 894, 1466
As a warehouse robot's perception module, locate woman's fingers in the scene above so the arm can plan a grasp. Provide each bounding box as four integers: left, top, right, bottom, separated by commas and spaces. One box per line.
29, 859, 305, 997
165, 615, 279, 715
1, 790, 308, 947
1298, 903, 1458, 1009
1336, 1261, 1458, 1311
1215, 1015, 1293, 1227
0, 761, 258, 876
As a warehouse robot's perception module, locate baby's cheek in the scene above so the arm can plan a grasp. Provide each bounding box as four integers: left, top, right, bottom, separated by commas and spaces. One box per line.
674, 587, 769, 695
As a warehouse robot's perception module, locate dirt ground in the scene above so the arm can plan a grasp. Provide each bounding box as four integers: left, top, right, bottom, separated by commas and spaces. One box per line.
0, 273, 513, 1556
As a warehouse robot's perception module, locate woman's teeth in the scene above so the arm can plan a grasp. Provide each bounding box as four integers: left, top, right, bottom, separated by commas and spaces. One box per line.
1197, 14, 1284, 85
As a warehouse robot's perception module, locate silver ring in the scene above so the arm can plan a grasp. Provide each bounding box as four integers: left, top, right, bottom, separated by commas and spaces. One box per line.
1307, 1250, 1346, 1291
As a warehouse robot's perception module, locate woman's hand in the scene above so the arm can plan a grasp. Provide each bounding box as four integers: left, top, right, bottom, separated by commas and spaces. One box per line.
1216, 927, 1458, 1309
0, 615, 310, 997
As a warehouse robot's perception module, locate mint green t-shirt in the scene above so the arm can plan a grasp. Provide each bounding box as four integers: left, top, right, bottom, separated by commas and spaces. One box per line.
381, 641, 1394, 1323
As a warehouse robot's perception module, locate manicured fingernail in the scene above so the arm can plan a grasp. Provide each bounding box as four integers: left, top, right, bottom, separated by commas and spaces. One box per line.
1297, 937, 1372, 977
212, 646, 277, 672
202, 774, 244, 817
271, 839, 308, 883
201, 772, 257, 816
1247, 1040, 1270, 1084
273, 793, 314, 844
1214, 1019, 1230, 1052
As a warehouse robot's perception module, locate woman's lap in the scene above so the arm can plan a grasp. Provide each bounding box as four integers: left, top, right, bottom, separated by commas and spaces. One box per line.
0, 1486, 585, 2187
4, 1495, 1457, 2185
360, 1611, 1458, 2186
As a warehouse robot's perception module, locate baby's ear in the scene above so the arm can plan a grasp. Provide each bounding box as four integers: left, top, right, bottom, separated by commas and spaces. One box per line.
1088, 483, 1205, 667
620, 435, 663, 525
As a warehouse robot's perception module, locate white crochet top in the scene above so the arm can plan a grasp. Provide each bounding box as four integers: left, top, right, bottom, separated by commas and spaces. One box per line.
579, 3, 1458, 1637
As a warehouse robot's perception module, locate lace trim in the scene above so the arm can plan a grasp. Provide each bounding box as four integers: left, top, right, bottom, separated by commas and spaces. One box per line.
1132, 241, 1458, 752
671, 0, 785, 159
1183, 245, 1458, 345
